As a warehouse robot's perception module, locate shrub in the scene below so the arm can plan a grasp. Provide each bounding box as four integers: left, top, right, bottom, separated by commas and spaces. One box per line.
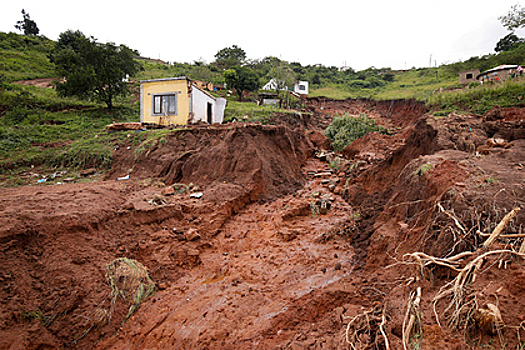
325, 113, 385, 151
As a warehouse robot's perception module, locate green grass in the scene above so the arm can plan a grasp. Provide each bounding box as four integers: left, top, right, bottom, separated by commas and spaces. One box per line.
224, 100, 308, 123
310, 67, 459, 101
0, 83, 139, 181
0, 32, 55, 82
427, 78, 525, 115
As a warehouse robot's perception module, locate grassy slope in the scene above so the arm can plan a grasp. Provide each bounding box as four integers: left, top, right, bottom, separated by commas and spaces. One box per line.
1, 31, 524, 186
0, 32, 55, 81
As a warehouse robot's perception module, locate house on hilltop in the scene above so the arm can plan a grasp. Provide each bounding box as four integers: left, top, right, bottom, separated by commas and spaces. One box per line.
140, 76, 227, 126
477, 65, 523, 83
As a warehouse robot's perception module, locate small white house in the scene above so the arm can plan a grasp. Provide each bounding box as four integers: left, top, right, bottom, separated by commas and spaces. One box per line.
294, 81, 309, 95
262, 78, 288, 91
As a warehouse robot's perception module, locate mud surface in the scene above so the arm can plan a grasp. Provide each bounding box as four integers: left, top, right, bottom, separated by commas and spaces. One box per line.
1, 99, 524, 350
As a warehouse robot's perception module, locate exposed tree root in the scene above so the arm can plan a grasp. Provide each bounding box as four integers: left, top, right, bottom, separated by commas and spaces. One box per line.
345, 305, 390, 350
402, 287, 422, 350
432, 250, 525, 329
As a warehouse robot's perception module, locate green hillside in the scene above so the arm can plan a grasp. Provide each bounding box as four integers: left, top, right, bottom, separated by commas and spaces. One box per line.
0, 32, 55, 81
1, 31, 524, 186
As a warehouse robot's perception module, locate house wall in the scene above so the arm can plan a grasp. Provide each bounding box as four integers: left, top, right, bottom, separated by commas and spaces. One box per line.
478, 69, 515, 83
214, 98, 227, 123
294, 81, 309, 95
459, 70, 480, 85
190, 87, 227, 124
140, 79, 189, 126
191, 87, 217, 123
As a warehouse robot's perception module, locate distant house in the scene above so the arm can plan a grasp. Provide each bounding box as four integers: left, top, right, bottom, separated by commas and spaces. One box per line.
262, 78, 288, 91
477, 65, 524, 83
294, 81, 309, 95
458, 69, 480, 85
140, 76, 227, 126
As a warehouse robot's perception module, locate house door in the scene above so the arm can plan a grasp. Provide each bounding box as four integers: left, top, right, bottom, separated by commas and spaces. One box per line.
207, 102, 213, 124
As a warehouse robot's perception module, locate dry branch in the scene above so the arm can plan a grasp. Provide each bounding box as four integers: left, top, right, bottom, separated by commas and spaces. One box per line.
483, 207, 521, 248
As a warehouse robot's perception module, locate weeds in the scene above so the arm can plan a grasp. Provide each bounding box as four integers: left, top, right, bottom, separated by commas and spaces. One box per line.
325, 113, 385, 151
22, 309, 55, 327
415, 163, 433, 176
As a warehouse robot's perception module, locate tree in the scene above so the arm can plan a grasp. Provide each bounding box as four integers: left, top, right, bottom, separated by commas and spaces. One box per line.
499, 4, 525, 31
214, 45, 246, 70
267, 64, 296, 94
14, 9, 39, 36
223, 66, 260, 100
51, 31, 142, 109
495, 33, 524, 52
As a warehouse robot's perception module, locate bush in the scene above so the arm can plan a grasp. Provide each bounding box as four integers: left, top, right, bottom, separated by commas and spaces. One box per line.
325, 113, 385, 151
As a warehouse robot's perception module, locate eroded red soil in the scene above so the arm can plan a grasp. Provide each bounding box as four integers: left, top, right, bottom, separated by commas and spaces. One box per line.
1, 99, 524, 350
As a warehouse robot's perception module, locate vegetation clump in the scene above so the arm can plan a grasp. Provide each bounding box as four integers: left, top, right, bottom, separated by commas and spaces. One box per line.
325, 113, 385, 151
106, 257, 155, 321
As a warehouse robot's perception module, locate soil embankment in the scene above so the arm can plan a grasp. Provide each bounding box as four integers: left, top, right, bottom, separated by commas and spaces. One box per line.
1, 99, 524, 350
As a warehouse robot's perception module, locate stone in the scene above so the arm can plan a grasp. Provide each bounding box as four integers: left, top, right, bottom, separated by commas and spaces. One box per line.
161, 186, 175, 196
185, 228, 201, 241
79, 168, 96, 177
190, 192, 204, 199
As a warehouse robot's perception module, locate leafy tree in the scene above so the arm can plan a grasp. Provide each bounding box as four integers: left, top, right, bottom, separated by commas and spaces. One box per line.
499, 4, 525, 30
223, 66, 260, 100
267, 64, 296, 93
495, 33, 524, 52
51, 31, 142, 109
14, 9, 39, 36
214, 45, 246, 70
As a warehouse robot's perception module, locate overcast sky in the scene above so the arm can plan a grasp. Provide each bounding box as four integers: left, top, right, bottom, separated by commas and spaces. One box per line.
1, 0, 524, 71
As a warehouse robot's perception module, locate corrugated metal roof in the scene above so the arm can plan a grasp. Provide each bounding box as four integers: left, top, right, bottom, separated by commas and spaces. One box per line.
478, 65, 520, 76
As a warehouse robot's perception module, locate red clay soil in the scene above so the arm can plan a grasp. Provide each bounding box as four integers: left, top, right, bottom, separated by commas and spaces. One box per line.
1, 101, 525, 350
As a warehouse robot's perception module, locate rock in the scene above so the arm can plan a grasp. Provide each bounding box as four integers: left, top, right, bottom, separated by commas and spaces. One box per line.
148, 194, 167, 206
487, 138, 506, 148
306, 130, 333, 151
79, 168, 96, 177
185, 228, 201, 241
63, 177, 75, 183
190, 192, 204, 199
277, 230, 297, 242
161, 186, 175, 196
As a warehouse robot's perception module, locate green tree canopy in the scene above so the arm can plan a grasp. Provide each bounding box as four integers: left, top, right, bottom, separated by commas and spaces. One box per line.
224, 66, 260, 100
14, 9, 39, 36
51, 30, 142, 109
214, 45, 246, 70
499, 4, 525, 31
267, 64, 296, 93
495, 33, 524, 52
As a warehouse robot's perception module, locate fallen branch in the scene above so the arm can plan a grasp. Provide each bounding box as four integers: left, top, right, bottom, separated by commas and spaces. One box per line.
483, 208, 521, 248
